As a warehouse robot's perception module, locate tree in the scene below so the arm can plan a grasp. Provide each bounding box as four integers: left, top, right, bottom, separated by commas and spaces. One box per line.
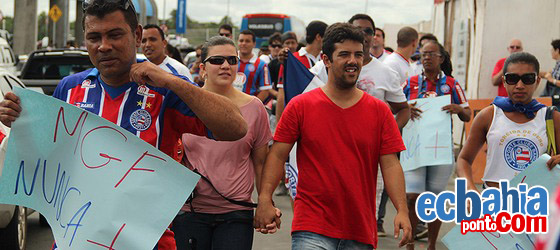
38, 11, 48, 40
1, 16, 14, 34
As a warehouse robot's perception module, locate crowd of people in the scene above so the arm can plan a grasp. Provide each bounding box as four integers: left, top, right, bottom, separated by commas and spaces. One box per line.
1, 0, 560, 249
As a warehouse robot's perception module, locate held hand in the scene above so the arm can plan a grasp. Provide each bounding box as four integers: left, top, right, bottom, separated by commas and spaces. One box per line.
546, 155, 560, 170
130, 61, 173, 88
0, 92, 22, 127
410, 102, 423, 120
442, 104, 463, 115
394, 211, 412, 248
278, 48, 290, 63
254, 201, 281, 234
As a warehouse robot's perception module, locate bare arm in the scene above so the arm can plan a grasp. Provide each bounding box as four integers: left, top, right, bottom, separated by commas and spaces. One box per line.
252, 145, 269, 194
379, 153, 412, 247
456, 106, 492, 191
388, 101, 411, 130
546, 110, 560, 168
130, 62, 247, 141
256, 90, 270, 103
275, 88, 285, 126
254, 141, 293, 232
491, 70, 503, 86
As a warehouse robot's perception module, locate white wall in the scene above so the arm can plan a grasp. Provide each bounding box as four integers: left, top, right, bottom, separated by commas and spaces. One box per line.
476, 0, 560, 98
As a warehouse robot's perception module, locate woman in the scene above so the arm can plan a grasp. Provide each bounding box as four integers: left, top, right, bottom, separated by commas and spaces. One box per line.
171, 36, 273, 250
457, 52, 560, 190
541, 39, 560, 99
402, 41, 471, 250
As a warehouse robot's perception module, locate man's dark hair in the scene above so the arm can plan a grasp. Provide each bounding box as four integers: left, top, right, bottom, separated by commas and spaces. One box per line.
239, 30, 256, 43
269, 32, 282, 45
423, 40, 453, 77
166, 44, 183, 62
502, 52, 540, 75
201, 36, 236, 62
281, 32, 297, 43
375, 28, 385, 39
552, 39, 560, 51
419, 33, 438, 46
396, 26, 418, 48
219, 24, 233, 33
322, 23, 364, 61
385, 46, 394, 53
82, 0, 138, 32
305, 21, 328, 44
143, 24, 165, 40
348, 14, 376, 31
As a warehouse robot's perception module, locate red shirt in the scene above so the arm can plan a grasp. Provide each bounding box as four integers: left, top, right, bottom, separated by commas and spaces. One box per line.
274, 88, 405, 247
492, 58, 508, 97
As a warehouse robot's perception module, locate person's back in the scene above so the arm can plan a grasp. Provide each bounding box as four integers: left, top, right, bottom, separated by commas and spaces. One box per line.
383, 26, 418, 85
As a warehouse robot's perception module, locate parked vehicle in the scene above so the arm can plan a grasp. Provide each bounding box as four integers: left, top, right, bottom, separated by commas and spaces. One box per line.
19, 49, 94, 95
0, 38, 16, 75
240, 13, 306, 48
0, 69, 35, 250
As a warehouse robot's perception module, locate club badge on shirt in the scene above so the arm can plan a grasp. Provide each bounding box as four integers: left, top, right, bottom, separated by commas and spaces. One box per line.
137, 85, 155, 97
81, 79, 96, 88
247, 64, 255, 72
440, 84, 451, 94
130, 109, 152, 131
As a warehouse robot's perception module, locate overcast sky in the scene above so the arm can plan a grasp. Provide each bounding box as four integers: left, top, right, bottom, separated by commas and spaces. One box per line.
1, 0, 432, 28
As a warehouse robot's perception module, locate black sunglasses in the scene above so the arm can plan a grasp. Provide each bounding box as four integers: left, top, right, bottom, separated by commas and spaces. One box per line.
362, 28, 374, 36
219, 33, 232, 37
270, 44, 282, 48
203, 56, 239, 65
83, 0, 136, 12
503, 73, 537, 85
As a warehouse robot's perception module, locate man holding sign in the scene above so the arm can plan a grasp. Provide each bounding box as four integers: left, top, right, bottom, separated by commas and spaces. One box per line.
0, 0, 247, 249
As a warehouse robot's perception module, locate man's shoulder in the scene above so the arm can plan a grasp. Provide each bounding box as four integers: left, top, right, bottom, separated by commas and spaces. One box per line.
164, 57, 189, 70
495, 57, 506, 65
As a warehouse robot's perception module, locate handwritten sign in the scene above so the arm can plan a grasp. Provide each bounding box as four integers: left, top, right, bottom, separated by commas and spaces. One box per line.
400, 95, 453, 171
0, 89, 200, 250
442, 154, 560, 250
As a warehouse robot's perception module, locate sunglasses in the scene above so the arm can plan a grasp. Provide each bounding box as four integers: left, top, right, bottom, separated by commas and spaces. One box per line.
503, 73, 537, 85
509, 45, 522, 50
83, 0, 136, 12
362, 28, 374, 36
219, 33, 232, 37
203, 56, 239, 65
270, 44, 282, 48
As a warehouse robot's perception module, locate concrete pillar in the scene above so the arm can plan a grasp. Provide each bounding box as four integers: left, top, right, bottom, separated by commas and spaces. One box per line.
13, 0, 38, 55
75, 0, 84, 47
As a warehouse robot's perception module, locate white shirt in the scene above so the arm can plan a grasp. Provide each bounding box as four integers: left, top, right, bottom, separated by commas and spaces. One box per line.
373, 50, 390, 62
259, 54, 272, 64
484, 105, 548, 182
308, 57, 407, 103
297, 47, 321, 67
158, 56, 193, 81
383, 52, 413, 86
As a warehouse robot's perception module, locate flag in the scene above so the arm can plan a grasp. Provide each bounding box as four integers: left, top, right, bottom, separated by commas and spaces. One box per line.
283, 53, 324, 103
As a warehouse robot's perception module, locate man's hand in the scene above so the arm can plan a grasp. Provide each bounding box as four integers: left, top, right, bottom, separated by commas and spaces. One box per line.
254, 201, 281, 234
410, 101, 422, 120
547, 155, 560, 170
442, 104, 463, 114
393, 211, 412, 248
277, 48, 290, 64
130, 61, 173, 88
0, 92, 21, 127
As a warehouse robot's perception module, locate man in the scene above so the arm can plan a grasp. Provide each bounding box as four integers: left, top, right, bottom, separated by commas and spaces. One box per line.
142, 24, 193, 80
218, 23, 233, 39
275, 21, 327, 123
236, 30, 272, 102
254, 23, 412, 249
265, 33, 284, 101
0, 1, 247, 249
371, 28, 391, 61
308, 13, 411, 237
384, 26, 419, 84
492, 39, 524, 97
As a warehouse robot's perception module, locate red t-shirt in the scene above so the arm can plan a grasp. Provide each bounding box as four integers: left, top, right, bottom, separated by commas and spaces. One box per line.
274, 88, 406, 247
492, 58, 508, 97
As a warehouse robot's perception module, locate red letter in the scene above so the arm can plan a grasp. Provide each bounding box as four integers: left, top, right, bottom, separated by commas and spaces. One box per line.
511, 214, 525, 233
114, 151, 165, 188
80, 126, 127, 169
53, 107, 88, 154
87, 223, 126, 250
496, 211, 511, 233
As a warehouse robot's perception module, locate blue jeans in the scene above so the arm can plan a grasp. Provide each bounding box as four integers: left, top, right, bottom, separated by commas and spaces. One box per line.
171, 210, 254, 250
292, 231, 373, 250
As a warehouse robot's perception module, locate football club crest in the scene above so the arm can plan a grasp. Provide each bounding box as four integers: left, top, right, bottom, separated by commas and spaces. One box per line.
233, 72, 246, 91
247, 64, 255, 72
137, 85, 155, 97
440, 84, 451, 94
130, 109, 152, 131
504, 138, 539, 171
81, 79, 96, 88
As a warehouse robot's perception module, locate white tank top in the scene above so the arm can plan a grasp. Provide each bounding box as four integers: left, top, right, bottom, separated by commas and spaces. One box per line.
484, 105, 548, 182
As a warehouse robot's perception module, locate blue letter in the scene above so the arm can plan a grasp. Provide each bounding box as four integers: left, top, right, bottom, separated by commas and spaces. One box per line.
456, 178, 481, 223
481, 188, 501, 215
416, 192, 437, 222
527, 186, 548, 216
501, 180, 520, 213
435, 191, 455, 222
63, 201, 91, 247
